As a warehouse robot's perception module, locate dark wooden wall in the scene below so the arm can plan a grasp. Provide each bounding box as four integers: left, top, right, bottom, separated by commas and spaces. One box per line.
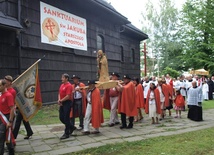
0, 29, 19, 77
0, 0, 142, 103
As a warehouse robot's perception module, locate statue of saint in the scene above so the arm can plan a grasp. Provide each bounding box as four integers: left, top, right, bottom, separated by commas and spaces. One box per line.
97, 50, 110, 82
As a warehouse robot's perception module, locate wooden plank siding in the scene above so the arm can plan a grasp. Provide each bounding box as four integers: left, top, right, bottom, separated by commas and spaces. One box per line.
0, 0, 146, 103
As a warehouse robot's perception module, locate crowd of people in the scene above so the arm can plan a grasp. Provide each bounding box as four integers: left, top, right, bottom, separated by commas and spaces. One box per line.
58, 72, 214, 140
0, 72, 213, 154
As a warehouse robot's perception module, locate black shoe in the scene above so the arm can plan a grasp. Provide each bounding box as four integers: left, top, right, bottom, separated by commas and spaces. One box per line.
90, 131, 100, 134
8, 148, 14, 155
24, 134, 33, 140
115, 122, 120, 125
120, 125, 127, 129
60, 134, 69, 140
70, 126, 77, 135
82, 131, 90, 135
126, 124, 133, 129
109, 123, 115, 127
77, 126, 83, 130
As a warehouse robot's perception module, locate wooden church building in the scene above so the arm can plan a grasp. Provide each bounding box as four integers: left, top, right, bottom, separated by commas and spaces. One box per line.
0, 0, 148, 104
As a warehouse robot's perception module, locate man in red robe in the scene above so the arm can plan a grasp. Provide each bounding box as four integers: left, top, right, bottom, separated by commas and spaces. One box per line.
165, 74, 173, 86
162, 79, 173, 116
160, 80, 169, 114
117, 75, 137, 129
70, 75, 87, 130
82, 80, 103, 135
103, 72, 120, 127
132, 77, 144, 122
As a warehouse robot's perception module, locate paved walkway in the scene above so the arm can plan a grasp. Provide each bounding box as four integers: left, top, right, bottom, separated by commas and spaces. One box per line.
12, 109, 214, 155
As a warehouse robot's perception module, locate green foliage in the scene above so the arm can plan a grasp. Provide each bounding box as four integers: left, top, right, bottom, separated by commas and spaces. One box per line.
141, 0, 214, 76
179, 0, 214, 74
141, 0, 184, 75
161, 66, 180, 78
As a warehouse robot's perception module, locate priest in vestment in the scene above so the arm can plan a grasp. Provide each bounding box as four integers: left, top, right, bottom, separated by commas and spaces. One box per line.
187, 81, 203, 121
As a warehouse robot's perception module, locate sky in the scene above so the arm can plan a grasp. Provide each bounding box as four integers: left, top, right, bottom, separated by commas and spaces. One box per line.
108, 0, 186, 30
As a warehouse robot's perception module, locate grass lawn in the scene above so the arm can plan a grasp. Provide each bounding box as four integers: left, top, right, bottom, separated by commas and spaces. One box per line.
71, 127, 214, 155
30, 104, 111, 125
30, 100, 214, 125
30, 104, 60, 125
201, 100, 214, 110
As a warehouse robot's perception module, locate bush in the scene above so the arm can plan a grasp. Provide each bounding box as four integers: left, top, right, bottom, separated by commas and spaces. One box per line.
161, 67, 180, 78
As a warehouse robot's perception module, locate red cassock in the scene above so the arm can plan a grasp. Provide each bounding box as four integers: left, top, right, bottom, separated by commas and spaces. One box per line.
162, 84, 170, 107
70, 82, 87, 118
169, 79, 173, 88
91, 88, 104, 128
167, 83, 173, 97
174, 94, 185, 107
103, 89, 111, 110
135, 84, 144, 109
118, 82, 137, 116
145, 88, 161, 114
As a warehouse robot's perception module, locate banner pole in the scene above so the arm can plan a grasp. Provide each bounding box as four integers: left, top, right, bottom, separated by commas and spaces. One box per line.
12, 55, 45, 84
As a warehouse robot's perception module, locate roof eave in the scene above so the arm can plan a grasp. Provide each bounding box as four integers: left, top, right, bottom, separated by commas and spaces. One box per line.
0, 11, 23, 31
91, 0, 130, 25
123, 25, 148, 41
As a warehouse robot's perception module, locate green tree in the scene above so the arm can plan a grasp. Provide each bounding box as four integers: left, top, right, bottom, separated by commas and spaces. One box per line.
141, 0, 183, 76
161, 66, 180, 78
180, 0, 214, 75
